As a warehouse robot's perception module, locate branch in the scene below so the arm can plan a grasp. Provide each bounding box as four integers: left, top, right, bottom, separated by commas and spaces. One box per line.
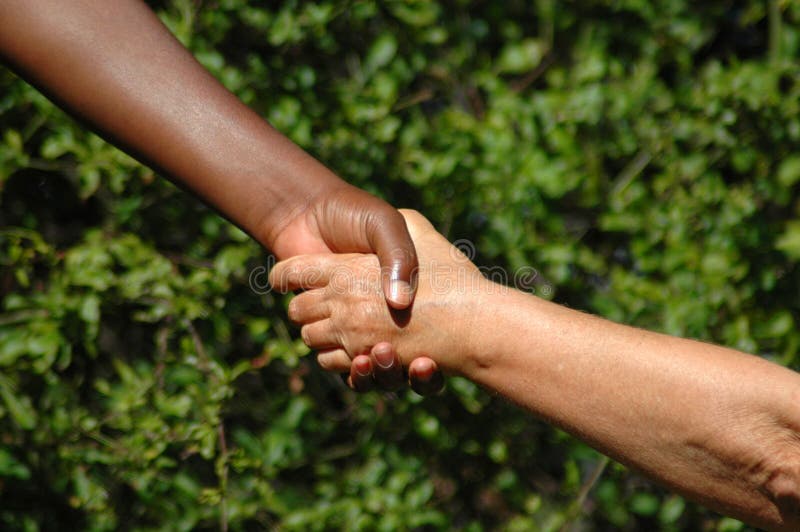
559, 455, 610, 531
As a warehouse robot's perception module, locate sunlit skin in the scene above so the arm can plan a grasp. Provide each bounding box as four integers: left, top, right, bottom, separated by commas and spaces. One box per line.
0, 0, 441, 391
272, 210, 800, 531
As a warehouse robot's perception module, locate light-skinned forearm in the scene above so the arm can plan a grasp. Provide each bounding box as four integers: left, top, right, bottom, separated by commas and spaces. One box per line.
0, 0, 342, 248
456, 287, 800, 529
273, 211, 800, 526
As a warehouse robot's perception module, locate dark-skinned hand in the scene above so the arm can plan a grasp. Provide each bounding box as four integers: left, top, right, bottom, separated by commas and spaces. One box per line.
0, 1, 443, 394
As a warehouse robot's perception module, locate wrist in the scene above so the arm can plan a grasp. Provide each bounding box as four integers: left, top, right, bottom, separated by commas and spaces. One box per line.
435, 279, 509, 377
461, 282, 505, 376
251, 160, 346, 253
456, 283, 550, 381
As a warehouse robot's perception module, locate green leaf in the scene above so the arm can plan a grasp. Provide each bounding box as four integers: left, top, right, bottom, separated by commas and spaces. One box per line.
496, 39, 545, 74
0, 376, 37, 430
79, 294, 101, 324
658, 495, 685, 524
629, 492, 659, 516
4, 129, 23, 153
0, 447, 30, 479
365, 33, 398, 74
718, 517, 745, 531
776, 221, 800, 259
387, 1, 439, 26
777, 155, 800, 187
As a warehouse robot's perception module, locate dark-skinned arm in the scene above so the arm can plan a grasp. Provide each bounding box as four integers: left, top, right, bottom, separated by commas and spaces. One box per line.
0, 0, 419, 307
0, 0, 443, 391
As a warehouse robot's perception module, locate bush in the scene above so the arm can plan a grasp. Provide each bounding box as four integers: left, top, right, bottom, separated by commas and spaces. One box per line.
1, 1, 799, 530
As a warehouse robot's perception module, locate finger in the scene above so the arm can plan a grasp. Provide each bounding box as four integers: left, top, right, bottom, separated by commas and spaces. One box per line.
347, 355, 375, 392
269, 254, 347, 293
287, 290, 330, 325
316, 348, 352, 373
408, 357, 445, 396
368, 208, 419, 310
300, 319, 339, 350
369, 342, 404, 391
398, 209, 437, 236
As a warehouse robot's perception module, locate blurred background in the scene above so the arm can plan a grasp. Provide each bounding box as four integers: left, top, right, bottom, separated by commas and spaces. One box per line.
2, 1, 800, 530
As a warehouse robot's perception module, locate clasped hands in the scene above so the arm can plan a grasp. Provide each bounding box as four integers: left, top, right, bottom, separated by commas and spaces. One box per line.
270, 210, 488, 394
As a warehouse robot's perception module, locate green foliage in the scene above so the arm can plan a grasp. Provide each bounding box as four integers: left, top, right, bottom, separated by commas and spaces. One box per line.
2, 1, 800, 530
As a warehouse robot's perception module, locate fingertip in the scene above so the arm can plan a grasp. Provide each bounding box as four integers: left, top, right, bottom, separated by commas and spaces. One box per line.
371, 342, 397, 369
386, 279, 414, 309
267, 260, 288, 292
349, 355, 375, 392
372, 341, 393, 354
370, 343, 404, 391
316, 349, 352, 373
353, 355, 372, 376
408, 357, 435, 379
372, 210, 419, 308
409, 357, 445, 396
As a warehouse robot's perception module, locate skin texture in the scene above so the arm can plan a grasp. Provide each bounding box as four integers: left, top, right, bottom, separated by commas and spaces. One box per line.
270, 216, 471, 392
0, 0, 442, 390
272, 209, 800, 531
0, 0, 419, 304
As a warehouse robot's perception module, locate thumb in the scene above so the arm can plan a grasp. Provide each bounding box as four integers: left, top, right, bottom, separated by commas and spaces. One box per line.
368, 207, 419, 309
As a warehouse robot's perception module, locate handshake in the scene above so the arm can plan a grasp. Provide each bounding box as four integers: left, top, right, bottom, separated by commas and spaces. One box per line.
270, 209, 485, 395
4, 2, 798, 525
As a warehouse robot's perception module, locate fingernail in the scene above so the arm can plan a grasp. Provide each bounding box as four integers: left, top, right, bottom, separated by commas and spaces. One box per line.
389, 280, 412, 307
373, 344, 395, 369
413, 359, 434, 380
355, 358, 371, 376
